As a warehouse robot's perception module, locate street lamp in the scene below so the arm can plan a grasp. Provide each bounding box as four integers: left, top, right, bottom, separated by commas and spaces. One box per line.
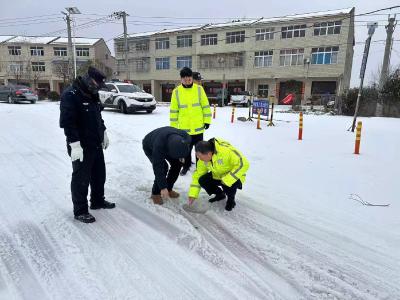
65, 7, 81, 79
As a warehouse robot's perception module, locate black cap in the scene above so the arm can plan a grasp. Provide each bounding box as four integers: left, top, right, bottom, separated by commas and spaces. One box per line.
180, 67, 193, 78
193, 72, 202, 81
167, 134, 191, 159
88, 66, 107, 88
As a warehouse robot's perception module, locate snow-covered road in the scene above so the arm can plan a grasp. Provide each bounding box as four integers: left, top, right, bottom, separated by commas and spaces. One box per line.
0, 102, 399, 299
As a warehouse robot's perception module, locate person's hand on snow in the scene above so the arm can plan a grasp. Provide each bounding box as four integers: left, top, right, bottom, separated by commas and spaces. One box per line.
70, 141, 83, 162
188, 197, 195, 205
204, 123, 210, 130
161, 188, 169, 200
102, 130, 109, 150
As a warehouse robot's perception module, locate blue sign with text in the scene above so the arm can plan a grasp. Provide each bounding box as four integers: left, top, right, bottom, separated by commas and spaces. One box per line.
252, 99, 269, 117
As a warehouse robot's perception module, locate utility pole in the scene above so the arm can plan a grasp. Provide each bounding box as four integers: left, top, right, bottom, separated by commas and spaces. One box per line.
113, 11, 130, 80
350, 22, 378, 132
62, 12, 74, 82
376, 15, 397, 117
63, 7, 81, 80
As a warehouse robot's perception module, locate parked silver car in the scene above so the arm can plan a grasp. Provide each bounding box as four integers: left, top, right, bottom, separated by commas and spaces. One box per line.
0, 85, 38, 104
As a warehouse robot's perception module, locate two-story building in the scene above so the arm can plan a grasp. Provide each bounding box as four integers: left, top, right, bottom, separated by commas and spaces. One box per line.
0, 35, 114, 95
114, 7, 354, 104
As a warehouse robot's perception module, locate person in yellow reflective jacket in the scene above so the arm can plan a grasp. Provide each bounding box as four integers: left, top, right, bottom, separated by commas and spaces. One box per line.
170, 67, 212, 176
188, 138, 249, 211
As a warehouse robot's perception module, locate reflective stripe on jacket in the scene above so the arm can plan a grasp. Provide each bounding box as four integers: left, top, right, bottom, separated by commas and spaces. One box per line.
189, 138, 249, 198
170, 83, 211, 135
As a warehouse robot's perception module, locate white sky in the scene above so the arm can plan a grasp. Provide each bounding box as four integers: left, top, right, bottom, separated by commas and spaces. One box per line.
0, 0, 399, 87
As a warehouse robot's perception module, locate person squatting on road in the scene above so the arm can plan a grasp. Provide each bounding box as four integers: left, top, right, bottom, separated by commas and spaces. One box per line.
60, 66, 115, 223
143, 126, 191, 205
188, 138, 249, 211
170, 67, 212, 176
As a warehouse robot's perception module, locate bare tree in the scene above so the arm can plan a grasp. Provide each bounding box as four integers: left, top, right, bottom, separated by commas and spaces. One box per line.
52, 59, 72, 86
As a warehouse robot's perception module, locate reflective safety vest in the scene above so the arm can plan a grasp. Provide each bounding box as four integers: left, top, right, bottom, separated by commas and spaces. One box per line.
189, 138, 250, 199
170, 83, 212, 135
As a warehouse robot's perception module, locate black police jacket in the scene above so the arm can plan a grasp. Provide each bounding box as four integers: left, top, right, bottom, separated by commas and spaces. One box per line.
143, 126, 191, 190
59, 78, 106, 148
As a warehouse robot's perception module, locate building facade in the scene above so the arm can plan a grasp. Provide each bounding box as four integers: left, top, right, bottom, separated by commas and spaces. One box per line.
114, 8, 355, 104
0, 36, 114, 95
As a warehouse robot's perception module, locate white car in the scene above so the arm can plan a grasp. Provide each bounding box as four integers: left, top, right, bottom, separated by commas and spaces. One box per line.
230, 91, 254, 107
99, 82, 156, 114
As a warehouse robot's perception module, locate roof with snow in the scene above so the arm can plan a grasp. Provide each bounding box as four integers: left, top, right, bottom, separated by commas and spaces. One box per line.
122, 7, 353, 39
0, 35, 15, 43
49, 37, 101, 46
0, 35, 102, 46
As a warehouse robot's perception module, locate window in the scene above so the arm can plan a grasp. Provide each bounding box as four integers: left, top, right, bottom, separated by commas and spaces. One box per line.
54, 47, 67, 56
256, 28, 274, 41
8, 46, 21, 56
177, 35, 192, 48
311, 46, 339, 64
106, 84, 116, 91
254, 51, 273, 67
279, 48, 304, 66
116, 43, 124, 52
176, 56, 192, 69
76, 48, 89, 57
8, 63, 23, 73
155, 57, 170, 70
135, 40, 149, 51
155, 37, 169, 50
258, 84, 269, 97
226, 31, 245, 44
31, 62, 45, 72
30, 46, 44, 56
314, 21, 342, 36
201, 34, 218, 46
281, 24, 306, 39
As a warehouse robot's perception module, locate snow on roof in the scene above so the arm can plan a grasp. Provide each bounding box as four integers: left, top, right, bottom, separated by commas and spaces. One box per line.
0, 35, 15, 43
50, 37, 101, 45
122, 7, 353, 39
6, 36, 58, 44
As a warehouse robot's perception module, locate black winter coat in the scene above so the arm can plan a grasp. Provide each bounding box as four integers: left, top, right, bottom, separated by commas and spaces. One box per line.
143, 126, 191, 190
60, 78, 106, 148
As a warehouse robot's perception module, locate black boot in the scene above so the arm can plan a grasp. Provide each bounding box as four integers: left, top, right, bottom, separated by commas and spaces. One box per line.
180, 166, 190, 176
225, 199, 236, 211
74, 213, 96, 223
209, 193, 226, 203
90, 200, 116, 210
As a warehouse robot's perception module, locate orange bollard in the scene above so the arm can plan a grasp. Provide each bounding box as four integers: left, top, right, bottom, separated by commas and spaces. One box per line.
231, 106, 235, 123
213, 104, 216, 119
257, 109, 262, 130
298, 112, 303, 140
354, 121, 362, 154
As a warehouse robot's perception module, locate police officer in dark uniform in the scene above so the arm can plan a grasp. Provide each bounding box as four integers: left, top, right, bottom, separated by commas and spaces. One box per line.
60, 66, 115, 223
143, 126, 191, 205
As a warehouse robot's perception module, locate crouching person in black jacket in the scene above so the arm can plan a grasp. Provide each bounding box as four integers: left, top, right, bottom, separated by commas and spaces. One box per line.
60, 66, 115, 223
143, 126, 191, 205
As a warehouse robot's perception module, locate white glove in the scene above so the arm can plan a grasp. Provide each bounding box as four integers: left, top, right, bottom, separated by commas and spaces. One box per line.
70, 141, 83, 162
102, 130, 109, 150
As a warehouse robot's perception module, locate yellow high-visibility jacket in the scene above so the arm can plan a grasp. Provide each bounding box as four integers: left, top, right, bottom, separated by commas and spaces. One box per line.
189, 138, 249, 199
170, 83, 212, 135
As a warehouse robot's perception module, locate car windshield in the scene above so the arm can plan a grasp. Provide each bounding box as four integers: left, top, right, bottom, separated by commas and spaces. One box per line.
116, 84, 143, 93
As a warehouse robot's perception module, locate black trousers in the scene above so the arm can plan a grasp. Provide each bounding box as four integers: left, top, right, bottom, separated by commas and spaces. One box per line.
184, 133, 203, 169
198, 172, 242, 200
151, 158, 182, 195
68, 146, 106, 216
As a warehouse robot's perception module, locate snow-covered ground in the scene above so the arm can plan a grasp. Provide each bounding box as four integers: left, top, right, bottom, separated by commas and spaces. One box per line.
0, 101, 399, 300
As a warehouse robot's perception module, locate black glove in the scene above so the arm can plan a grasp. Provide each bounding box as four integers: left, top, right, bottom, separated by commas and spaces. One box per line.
204, 123, 210, 130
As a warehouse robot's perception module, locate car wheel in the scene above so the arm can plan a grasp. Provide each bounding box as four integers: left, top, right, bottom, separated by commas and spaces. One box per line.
8, 95, 14, 104
146, 110, 153, 114
119, 101, 127, 114
30, 100, 36, 104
